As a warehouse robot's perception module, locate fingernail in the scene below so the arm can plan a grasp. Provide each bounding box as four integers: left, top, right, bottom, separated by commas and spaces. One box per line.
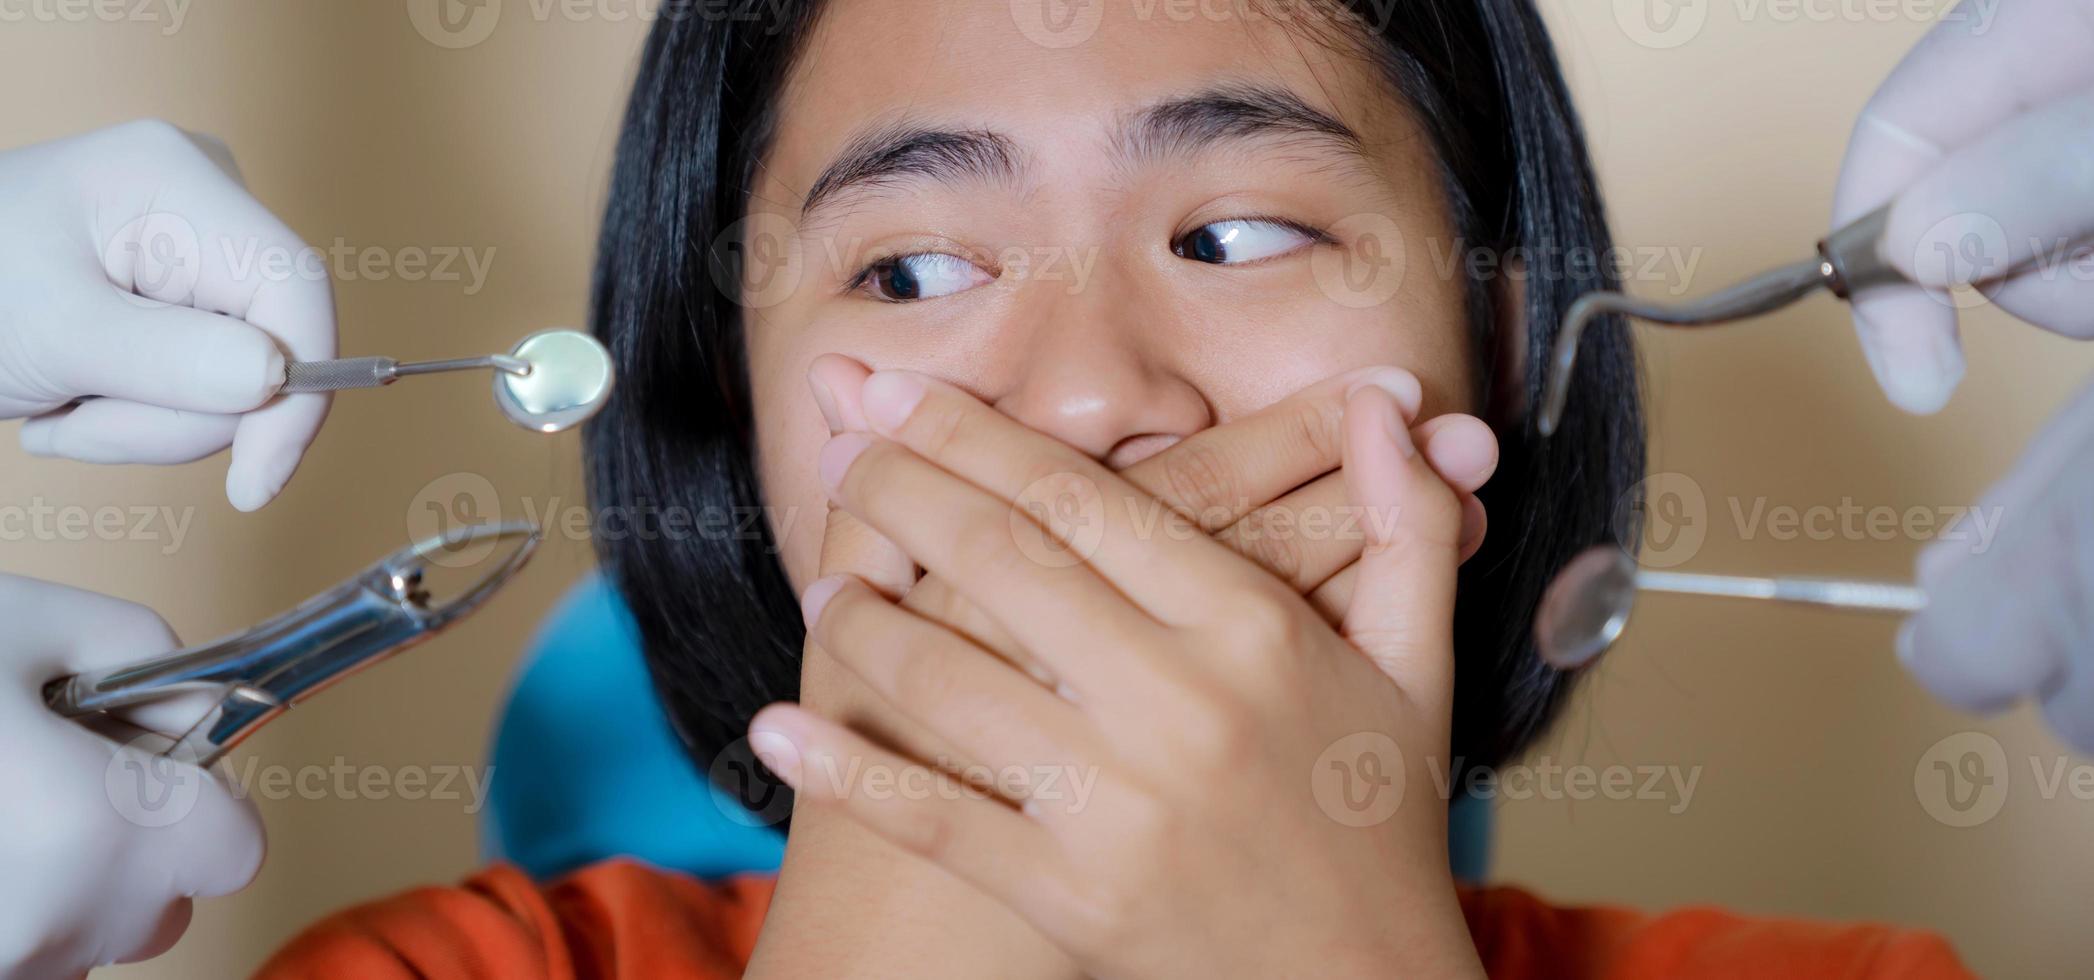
748, 724, 803, 787
809, 371, 844, 434
862, 371, 927, 435
1376, 389, 1417, 460
819, 432, 873, 495
1346, 367, 1423, 420
800, 575, 848, 629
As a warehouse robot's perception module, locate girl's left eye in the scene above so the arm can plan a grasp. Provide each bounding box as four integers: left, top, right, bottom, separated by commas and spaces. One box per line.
1171, 219, 1321, 265
853, 253, 994, 302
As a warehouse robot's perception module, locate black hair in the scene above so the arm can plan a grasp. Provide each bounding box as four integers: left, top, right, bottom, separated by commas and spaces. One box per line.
586, 0, 1643, 813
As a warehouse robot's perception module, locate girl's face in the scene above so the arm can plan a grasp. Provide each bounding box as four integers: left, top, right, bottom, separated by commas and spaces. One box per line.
745, 0, 1477, 590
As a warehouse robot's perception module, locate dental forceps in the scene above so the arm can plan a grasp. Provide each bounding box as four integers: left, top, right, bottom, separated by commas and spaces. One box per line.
43, 522, 540, 766
1533, 545, 1926, 670
1537, 203, 1906, 437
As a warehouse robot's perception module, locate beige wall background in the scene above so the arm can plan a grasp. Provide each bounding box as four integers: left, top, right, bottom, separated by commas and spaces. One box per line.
0, 1, 2083, 976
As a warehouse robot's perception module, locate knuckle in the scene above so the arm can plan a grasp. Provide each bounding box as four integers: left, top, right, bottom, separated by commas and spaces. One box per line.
1289, 396, 1348, 466
1160, 443, 1238, 523
1167, 683, 1258, 771
896, 803, 955, 863
910, 395, 971, 461
116, 117, 191, 153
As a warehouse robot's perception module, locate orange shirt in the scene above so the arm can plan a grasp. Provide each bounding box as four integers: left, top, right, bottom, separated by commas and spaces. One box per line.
257, 861, 1971, 979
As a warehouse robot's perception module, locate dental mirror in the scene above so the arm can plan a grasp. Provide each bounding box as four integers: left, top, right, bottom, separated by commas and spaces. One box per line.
493, 329, 614, 432
1534, 546, 1928, 671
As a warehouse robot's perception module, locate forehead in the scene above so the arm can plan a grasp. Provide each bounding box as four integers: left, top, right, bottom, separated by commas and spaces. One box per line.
767, 0, 1415, 196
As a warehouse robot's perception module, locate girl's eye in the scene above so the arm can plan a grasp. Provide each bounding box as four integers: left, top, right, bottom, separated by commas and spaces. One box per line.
854, 253, 993, 302
1172, 219, 1320, 265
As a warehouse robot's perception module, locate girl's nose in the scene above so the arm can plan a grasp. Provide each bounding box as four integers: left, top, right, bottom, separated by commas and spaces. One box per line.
989, 274, 1210, 470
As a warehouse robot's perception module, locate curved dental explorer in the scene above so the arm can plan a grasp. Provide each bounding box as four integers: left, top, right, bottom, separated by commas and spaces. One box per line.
1537, 204, 1904, 437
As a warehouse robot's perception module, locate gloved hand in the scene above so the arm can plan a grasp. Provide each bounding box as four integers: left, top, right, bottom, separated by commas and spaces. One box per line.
0, 120, 336, 510
1902, 379, 2094, 752
1831, 0, 2094, 411
0, 574, 264, 979
1832, 0, 2094, 748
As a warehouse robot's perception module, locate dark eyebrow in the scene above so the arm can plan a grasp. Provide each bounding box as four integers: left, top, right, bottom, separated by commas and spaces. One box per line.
796, 84, 1365, 221
1115, 83, 1366, 164
800, 124, 1023, 221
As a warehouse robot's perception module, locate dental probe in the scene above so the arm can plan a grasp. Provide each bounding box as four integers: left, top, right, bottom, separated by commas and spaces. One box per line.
1537, 204, 1904, 437
1533, 545, 1925, 670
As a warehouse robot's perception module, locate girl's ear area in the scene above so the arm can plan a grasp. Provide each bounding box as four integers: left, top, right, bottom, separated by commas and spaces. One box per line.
1487, 253, 1530, 428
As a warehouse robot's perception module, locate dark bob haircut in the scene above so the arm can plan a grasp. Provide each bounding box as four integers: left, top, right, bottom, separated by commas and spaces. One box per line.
586, 0, 1643, 813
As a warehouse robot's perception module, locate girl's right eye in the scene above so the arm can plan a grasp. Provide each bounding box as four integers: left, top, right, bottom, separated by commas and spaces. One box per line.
852, 253, 994, 303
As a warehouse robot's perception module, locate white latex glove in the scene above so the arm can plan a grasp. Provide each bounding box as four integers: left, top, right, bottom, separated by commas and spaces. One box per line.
1903, 378, 2094, 752
1830, 0, 2094, 412
1832, 2, 2094, 748
0, 574, 264, 979
0, 120, 335, 510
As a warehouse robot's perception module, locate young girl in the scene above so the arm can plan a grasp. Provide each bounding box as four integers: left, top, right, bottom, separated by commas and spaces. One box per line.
263, 1, 1968, 975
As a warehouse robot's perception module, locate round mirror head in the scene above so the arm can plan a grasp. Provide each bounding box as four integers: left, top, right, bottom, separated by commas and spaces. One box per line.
495, 329, 614, 433
1534, 546, 1639, 670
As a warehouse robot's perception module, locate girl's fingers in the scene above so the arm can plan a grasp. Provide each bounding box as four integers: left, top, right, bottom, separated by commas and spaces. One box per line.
1339, 384, 1466, 710
819, 429, 1162, 697
749, 704, 1089, 934
1417, 413, 1499, 494
846, 369, 1260, 621
1216, 426, 1493, 597
1117, 365, 1417, 530
802, 575, 1092, 786
1215, 472, 1354, 593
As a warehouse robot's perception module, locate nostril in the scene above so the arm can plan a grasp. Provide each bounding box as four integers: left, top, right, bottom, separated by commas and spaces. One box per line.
1104, 433, 1181, 471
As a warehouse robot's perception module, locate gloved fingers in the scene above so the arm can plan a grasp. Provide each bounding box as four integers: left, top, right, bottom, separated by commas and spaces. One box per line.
1984, 262, 2094, 339
120, 897, 194, 967
216, 249, 338, 511
1829, 0, 2094, 413
0, 575, 183, 681
225, 391, 329, 512
1897, 579, 2061, 715
24, 294, 284, 415
2039, 660, 2094, 755
1845, 285, 1966, 414
1882, 88, 2094, 296
1836, 0, 2094, 196
153, 765, 267, 898
20, 399, 239, 465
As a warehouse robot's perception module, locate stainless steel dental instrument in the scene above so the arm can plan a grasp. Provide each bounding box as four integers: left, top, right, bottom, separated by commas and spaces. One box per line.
1538, 204, 1904, 436
279, 328, 615, 433
1533, 545, 1926, 670
43, 521, 540, 766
